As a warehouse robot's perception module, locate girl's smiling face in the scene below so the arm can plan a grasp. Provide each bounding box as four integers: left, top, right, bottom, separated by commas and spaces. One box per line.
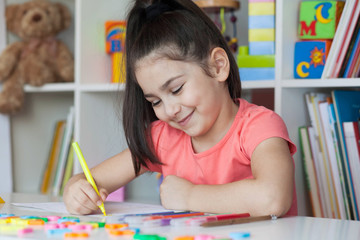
135, 49, 234, 141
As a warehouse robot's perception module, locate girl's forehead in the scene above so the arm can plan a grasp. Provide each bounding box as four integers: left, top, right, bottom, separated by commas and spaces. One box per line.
135, 53, 176, 73
137, 53, 162, 64
135, 45, 183, 67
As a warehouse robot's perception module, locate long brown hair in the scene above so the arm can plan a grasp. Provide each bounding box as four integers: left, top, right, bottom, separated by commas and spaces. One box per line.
123, 0, 242, 175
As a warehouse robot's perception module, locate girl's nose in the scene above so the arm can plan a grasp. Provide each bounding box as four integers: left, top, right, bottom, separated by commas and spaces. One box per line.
164, 100, 180, 118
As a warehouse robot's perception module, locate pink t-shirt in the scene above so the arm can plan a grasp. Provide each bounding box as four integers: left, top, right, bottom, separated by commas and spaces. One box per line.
146, 99, 297, 216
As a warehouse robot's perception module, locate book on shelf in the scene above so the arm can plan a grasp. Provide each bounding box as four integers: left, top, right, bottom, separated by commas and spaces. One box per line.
40, 106, 75, 196
40, 120, 66, 194
318, 100, 347, 219
332, 90, 360, 220
299, 126, 323, 218
301, 90, 360, 220
340, 14, 360, 78
304, 92, 338, 218
343, 121, 360, 215
59, 143, 74, 196
307, 126, 329, 217
327, 98, 351, 219
352, 48, 360, 77
322, 0, 360, 78
52, 106, 75, 196
353, 47, 360, 77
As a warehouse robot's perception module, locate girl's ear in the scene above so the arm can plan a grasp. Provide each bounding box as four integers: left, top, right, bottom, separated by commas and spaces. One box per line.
209, 47, 230, 82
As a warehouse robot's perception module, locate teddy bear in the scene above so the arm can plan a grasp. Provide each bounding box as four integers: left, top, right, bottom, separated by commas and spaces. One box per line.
0, 0, 74, 114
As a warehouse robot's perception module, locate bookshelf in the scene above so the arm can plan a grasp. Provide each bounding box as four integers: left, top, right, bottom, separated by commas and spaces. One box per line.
5, 0, 359, 216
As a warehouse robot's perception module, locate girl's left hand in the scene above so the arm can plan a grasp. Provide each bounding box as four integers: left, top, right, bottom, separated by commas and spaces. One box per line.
159, 175, 194, 210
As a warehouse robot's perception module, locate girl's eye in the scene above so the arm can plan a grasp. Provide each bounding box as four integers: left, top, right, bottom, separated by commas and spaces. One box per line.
152, 100, 161, 107
172, 84, 184, 94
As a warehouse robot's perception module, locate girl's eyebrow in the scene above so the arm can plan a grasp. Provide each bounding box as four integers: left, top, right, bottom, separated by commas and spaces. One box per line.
159, 74, 184, 91
143, 74, 184, 98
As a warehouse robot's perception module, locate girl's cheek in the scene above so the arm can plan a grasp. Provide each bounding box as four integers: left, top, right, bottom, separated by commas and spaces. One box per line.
154, 108, 166, 121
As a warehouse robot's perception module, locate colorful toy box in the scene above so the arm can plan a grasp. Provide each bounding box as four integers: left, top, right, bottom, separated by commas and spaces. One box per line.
298, 1, 344, 39
294, 40, 331, 78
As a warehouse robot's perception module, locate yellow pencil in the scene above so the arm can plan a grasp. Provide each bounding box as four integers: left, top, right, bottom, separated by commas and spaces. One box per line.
72, 142, 106, 216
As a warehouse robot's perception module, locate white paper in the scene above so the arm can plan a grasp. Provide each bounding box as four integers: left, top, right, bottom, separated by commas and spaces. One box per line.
11, 201, 168, 216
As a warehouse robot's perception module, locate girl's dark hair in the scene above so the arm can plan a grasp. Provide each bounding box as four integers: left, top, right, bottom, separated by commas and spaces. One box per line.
123, 0, 242, 175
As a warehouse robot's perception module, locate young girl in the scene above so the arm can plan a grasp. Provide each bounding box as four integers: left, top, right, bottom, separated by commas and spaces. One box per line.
64, 0, 297, 217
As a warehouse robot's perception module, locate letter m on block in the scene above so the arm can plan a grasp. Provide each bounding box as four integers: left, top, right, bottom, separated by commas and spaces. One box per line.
300, 21, 317, 36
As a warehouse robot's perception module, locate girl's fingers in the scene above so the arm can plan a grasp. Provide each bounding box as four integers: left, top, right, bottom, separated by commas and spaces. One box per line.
64, 178, 108, 215
65, 190, 94, 215
79, 183, 102, 208
70, 196, 96, 215
99, 188, 109, 202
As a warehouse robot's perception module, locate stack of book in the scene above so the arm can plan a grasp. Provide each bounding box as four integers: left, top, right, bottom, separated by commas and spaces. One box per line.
299, 90, 360, 220
40, 106, 75, 196
322, 0, 360, 78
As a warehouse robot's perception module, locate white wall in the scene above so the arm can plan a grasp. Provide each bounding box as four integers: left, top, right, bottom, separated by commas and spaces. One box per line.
0, 0, 13, 193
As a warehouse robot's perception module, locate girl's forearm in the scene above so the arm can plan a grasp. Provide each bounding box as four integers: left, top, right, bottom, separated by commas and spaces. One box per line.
187, 179, 293, 216
91, 149, 139, 194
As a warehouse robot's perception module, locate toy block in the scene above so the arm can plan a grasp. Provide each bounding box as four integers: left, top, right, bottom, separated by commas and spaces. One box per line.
298, 1, 344, 39
105, 21, 126, 53
248, 15, 275, 29
111, 52, 126, 83
237, 46, 274, 68
105, 21, 127, 83
249, 28, 275, 42
249, 2, 275, 16
249, 41, 275, 55
294, 40, 332, 79
239, 67, 275, 80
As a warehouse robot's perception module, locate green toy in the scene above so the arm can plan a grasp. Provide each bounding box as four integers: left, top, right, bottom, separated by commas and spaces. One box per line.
298, 1, 344, 39
237, 46, 275, 68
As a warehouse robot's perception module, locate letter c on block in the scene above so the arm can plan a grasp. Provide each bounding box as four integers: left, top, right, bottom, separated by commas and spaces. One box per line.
296, 61, 310, 78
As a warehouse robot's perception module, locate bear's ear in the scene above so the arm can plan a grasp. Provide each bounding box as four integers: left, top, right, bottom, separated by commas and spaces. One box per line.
5, 4, 19, 33
55, 2, 71, 31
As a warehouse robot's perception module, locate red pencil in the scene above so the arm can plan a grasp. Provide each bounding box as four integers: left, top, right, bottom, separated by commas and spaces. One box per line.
201, 215, 274, 227
186, 213, 250, 226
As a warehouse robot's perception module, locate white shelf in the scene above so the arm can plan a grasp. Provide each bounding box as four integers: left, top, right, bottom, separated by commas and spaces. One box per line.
242, 80, 275, 89
281, 78, 360, 88
22, 78, 359, 93
79, 83, 125, 92
24, 83, 76, 92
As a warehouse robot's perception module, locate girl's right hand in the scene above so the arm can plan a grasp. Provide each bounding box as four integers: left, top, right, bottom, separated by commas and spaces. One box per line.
63, 174, 108, 215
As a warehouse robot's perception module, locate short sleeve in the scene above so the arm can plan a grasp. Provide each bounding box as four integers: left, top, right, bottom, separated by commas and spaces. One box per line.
239, 107, 297, 159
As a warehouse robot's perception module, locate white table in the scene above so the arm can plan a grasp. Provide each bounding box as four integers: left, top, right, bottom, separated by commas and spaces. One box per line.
1, 193, 360, 240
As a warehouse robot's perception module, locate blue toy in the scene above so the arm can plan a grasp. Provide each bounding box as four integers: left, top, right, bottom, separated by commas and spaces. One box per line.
294, 40, 331, 78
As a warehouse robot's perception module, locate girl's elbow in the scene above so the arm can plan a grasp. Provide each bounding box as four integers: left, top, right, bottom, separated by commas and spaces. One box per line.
266, 199, 291, 217
262, 190, 293, 217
